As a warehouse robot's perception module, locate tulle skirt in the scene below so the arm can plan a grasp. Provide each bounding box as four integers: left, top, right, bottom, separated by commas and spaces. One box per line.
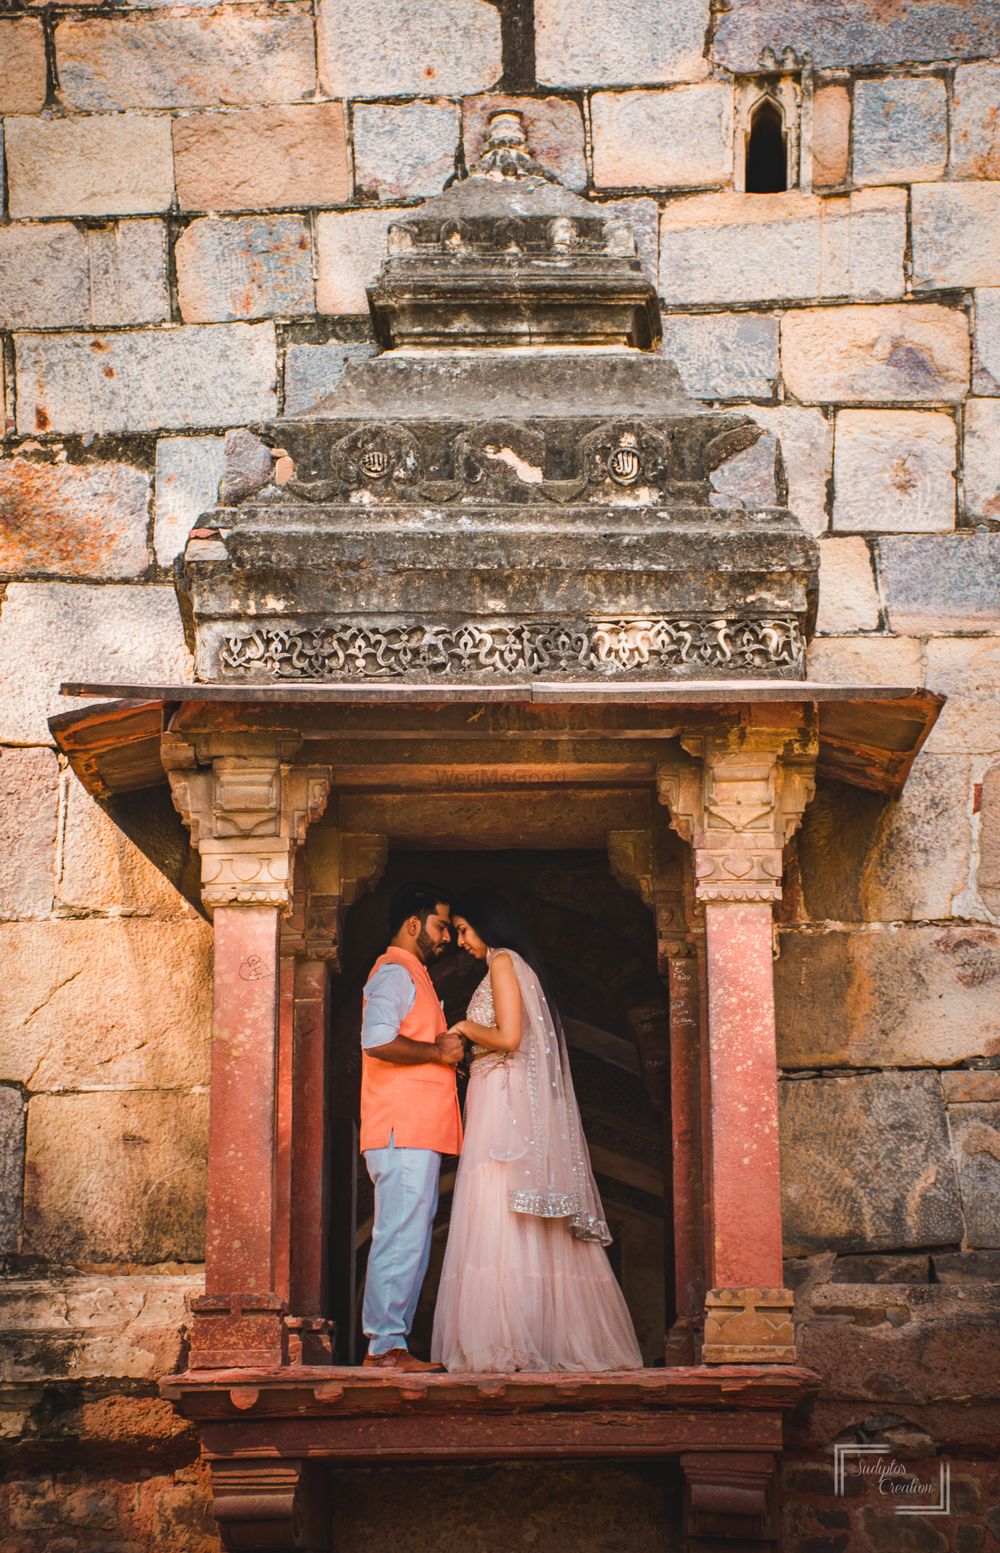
431, 1058, 644, 1372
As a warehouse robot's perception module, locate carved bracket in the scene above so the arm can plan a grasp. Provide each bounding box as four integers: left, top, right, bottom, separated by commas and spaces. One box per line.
657, 730, 817, 907
165, 738, 333, 915
681, 1450, 779, 1548
210, 1459, 331, 1552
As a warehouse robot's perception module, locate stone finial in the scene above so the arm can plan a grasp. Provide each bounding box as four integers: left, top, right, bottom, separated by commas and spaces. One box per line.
471, 110, 548, 180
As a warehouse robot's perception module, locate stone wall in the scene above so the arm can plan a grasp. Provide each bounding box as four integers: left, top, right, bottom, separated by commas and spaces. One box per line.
1, 0, 999, 1548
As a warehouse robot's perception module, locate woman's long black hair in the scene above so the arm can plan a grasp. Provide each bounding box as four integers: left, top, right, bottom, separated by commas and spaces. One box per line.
453, 887, 562, 1025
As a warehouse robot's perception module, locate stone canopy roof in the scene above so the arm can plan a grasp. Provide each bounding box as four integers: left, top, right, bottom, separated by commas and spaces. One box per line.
173, 110, 820, 688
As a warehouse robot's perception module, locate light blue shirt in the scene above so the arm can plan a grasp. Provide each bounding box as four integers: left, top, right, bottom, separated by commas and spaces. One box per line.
361, 962, 417, 1050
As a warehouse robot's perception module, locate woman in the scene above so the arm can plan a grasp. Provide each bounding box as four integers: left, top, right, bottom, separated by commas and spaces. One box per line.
431, 888, 642, 1373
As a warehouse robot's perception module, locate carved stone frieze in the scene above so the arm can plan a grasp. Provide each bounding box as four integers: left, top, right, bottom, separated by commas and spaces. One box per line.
218, 617, 804, 681
658, 732, 818, 905
250, 412, 769, 509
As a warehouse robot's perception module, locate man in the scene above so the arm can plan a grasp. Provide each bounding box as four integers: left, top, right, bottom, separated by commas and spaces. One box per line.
360, 882, 464, 1371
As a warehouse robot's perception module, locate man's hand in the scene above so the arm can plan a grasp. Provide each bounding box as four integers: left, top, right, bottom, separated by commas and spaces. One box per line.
435, 1029, 465, 1066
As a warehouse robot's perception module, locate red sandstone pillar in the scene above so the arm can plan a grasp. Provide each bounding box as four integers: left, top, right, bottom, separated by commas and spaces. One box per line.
664, 952, 705, 1365
659, 727, 816, 1364
165, 745, 334, 1369
703, 903, 784, 1292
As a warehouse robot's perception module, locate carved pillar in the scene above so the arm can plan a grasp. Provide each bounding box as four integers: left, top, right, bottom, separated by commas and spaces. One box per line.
658, 720, 816, 1364
166, 738, 333, 1369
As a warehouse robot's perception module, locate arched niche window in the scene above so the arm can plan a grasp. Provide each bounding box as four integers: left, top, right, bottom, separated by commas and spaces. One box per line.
733, 78, 800, 193
745, 96, 788, 192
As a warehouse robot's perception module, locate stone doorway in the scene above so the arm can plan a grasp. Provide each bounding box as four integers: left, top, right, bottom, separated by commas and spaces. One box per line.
329, 847, 670, 1366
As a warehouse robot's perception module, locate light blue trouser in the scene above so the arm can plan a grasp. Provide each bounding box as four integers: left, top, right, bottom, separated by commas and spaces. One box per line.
362, 1133, 441, 1355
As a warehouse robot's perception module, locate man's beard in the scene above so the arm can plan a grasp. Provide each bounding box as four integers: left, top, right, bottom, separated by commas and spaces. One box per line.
416, 924, 439, 961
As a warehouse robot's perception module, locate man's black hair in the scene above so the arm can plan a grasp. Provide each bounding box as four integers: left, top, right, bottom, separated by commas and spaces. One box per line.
388, 881, 454, 940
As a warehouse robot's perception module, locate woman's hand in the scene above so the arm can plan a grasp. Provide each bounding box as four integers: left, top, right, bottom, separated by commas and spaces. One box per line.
447, 1021, 470, 1041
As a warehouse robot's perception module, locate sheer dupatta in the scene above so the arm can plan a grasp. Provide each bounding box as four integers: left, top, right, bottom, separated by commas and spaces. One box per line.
487, 948, 612, 1246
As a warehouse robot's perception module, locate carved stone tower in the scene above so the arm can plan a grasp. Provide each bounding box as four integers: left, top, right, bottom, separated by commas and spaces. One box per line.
177, 112, 818, 684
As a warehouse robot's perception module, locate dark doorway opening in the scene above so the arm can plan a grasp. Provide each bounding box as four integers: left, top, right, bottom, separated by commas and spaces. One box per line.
745, 97, 788, 193
327, 848, 670, 1366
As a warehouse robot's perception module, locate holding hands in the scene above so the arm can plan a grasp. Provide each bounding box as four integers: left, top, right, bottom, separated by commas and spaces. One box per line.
435, 1028, 466, 1066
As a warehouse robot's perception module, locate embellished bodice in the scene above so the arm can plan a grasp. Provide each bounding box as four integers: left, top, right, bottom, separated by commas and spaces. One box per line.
466, 968, 510, 1073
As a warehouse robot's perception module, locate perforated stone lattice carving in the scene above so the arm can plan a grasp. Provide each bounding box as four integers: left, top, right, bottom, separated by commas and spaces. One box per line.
219, 618, 804, 680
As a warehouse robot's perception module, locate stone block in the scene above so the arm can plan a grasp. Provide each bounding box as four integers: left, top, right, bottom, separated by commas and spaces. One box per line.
0, 20, 47, 113
861, 753, 972, 921
912, 182, 1000, 291
535, 0, 709, 87
942, 1071, 1000, 1103
594, 196, 659, 285
153, 436, 225, 566
951, 63, 1000, 179
831, 1252, 930, 1283
964, 398, 1000, 522
796, 753, 971, 924
0, 1273, 197, 1381
659, 188, 906, 307
56, 12, 315, 110
731, 405, 832, 536
980, 760, 1000, 918
781, 304, 968, 405
317, 0, 501, 98
315, 208, 398, 314
811, 83, 850, 188
832, 409, 956, 533
283, 340, 375, 416
0, 582, 192, 744
933, 1250, 1000, 1286
2, 918, 211, 1089
708, 433, 779, 508
592, 85, 732, 189
973, 289, 1000, 395
14, 323, 277, 435
948, 1104, 1000, 1248
353, 101, 459, 200
877, 536, 1000, 633
658, 312, 778, 400
815, 537, 880, 633
0, 220, 168, 330
775, 926, 1000, 1066
713, 1, 1000, 70
0, 458, 150, 580
5, 115, 174, 220
779, 1071, 963, 1255
173, 103, 350, 212
0, 1087, 25, 1254
0, 749, 58, 920
22, 1090, 208, 1263
463, 94, 586, 191
924, 638, 1000, 755
806, 634, 922, 685
853, 76, 947, 186
175, 216, 314, 323
56, 775, 198, 918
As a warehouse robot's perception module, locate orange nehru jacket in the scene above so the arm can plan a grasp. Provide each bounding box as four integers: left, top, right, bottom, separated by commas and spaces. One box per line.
360, 947, 463, 1155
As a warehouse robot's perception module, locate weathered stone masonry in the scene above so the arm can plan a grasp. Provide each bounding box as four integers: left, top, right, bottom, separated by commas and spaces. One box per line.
1, 0, 1000, 1549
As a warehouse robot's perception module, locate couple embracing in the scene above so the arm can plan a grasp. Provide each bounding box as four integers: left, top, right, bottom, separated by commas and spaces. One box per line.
360, 882, 642, 1374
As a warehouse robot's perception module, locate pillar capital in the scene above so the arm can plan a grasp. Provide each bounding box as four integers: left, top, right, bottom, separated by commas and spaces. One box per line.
656, 728, 817, 906
163, 734, 333, 914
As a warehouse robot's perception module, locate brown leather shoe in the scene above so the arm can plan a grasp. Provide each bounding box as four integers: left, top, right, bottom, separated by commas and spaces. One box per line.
362, 1348, 444, 1373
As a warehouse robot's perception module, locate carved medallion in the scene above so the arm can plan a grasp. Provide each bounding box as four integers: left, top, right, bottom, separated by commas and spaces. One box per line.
608, 446, 642, 485
359, 449, 392, 479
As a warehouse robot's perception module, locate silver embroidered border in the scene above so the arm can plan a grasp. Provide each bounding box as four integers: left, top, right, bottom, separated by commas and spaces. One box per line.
219, 618, 803, 679
509, 1190, 612, 1246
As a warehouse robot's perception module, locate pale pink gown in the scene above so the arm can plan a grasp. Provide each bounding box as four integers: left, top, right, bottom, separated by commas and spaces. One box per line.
431, 960, 642, 1372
